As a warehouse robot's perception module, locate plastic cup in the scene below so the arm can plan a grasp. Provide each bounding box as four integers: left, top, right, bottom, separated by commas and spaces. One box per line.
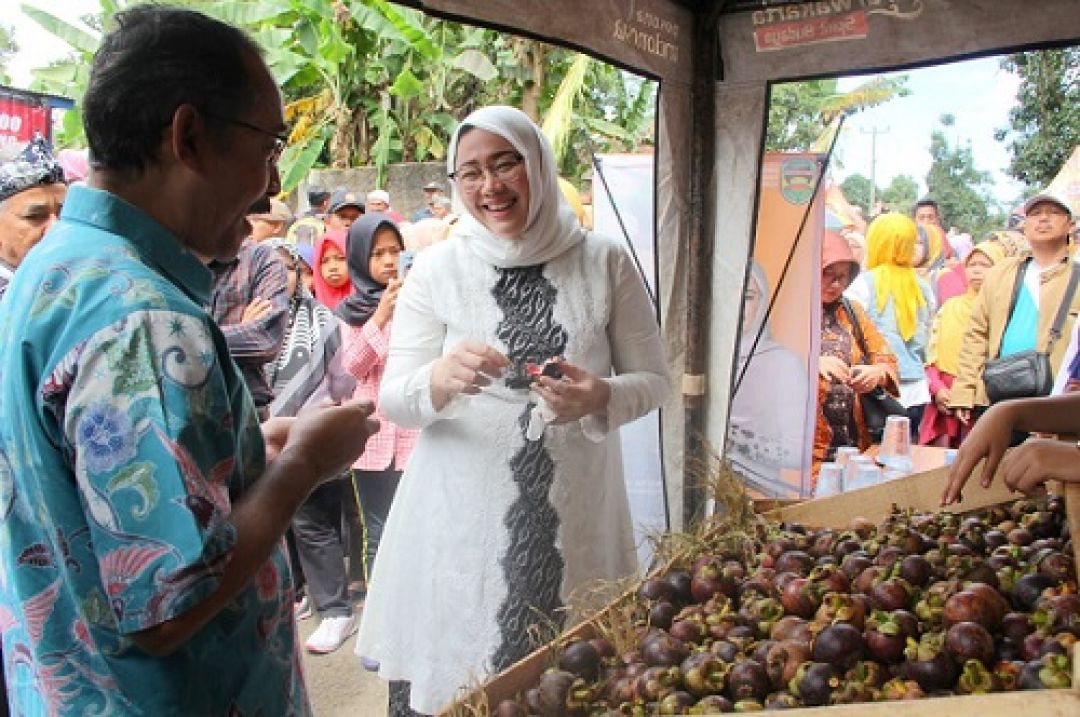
847, 463, 881, 491
815, 462, 844, 498
834, 446, 860, 468
845, 455, 874, 486
878, 415, 913, 472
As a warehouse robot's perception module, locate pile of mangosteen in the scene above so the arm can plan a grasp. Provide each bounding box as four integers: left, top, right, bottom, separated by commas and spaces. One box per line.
492, 495, 1076, 715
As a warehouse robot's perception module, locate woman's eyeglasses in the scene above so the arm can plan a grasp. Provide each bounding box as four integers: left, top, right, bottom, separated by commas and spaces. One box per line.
449, 152, 524, 192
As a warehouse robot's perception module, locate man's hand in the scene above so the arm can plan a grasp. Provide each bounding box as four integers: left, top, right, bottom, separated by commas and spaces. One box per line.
241, 297, 273, 324
1000, 438, 1080, 496
261, 417, 294, 463
941, 402, 1017, 505
430, 341, 510, 410
531, 359, 611, 424
819, 355, 850, 383
279, 400, 379, 485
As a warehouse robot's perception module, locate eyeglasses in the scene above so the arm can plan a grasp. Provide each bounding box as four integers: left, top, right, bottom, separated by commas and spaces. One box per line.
202, 110, 287, 164
449, 152, 524, 192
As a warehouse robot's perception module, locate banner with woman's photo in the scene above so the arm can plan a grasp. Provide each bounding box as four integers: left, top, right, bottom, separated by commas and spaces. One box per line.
727, 152, 824, 497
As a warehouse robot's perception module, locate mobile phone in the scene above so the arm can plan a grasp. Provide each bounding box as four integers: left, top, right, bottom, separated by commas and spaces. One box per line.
398, 250, 415, 277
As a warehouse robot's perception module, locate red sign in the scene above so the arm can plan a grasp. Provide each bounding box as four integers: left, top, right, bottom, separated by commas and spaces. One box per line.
754, 10, 869, 52
0, 92, 51, 148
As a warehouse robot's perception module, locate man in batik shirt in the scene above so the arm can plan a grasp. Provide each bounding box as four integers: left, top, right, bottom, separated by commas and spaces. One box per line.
0, 7, 377, 714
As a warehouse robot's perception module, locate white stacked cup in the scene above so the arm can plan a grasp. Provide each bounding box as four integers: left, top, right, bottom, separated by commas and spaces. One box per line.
845, 455, 875, 487
878, 415, 914, 473
815, 462, 844, 498
847, 461, 882, 491
834, 446, 860, 469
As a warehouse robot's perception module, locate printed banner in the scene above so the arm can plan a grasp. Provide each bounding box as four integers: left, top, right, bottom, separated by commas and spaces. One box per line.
727, 152, 824, 498
592, 152, 666, 566
0, 91, 52, 148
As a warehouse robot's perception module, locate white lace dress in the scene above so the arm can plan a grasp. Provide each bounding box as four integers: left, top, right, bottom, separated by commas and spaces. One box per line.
354, 231, 670, 714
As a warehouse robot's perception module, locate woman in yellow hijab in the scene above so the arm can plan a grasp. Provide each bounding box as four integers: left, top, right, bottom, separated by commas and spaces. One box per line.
918, 242, 1003, 446
844, 213, 937, 429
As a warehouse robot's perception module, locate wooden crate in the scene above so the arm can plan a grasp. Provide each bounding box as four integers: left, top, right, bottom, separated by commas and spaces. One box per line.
443, 464, 1080, 716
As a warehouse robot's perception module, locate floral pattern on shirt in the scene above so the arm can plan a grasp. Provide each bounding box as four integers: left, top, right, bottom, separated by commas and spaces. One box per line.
0, 184, 309, 716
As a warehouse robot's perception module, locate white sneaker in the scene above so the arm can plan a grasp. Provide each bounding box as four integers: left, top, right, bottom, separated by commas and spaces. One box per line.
304, 615, 357, 654
294, 595, 312, 620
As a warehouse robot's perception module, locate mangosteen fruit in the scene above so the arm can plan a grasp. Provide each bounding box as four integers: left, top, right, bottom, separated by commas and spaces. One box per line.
639, 576, 677, 603
1011, 573, 1055, 612
724, 659, 770, 703
690, 694, 733, 714
765, 640, 810, 690
656, 690, 696, 715
812, 622, 864, 670
649, 600, 678, 630
945, 621, 995, 666
664, 569, 694, 605
779, 577, 820, 618
641, 630, 689, 667
956, 658, 999, 694
679, 652, 728, 697
902, 631, 958, 692
775, 550, 814, 576
789, 661, 839, 706
558, 639, 602, 681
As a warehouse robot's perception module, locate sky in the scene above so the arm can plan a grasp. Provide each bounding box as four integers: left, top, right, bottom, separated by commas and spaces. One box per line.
832, 57, 1026, 209
2, 0, 1033, 208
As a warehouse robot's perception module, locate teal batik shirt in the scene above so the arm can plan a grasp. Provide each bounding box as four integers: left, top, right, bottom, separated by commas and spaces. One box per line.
0, 185, 309, 715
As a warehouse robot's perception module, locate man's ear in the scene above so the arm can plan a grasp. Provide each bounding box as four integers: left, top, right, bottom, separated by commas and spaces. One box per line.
168, 104, 205, 171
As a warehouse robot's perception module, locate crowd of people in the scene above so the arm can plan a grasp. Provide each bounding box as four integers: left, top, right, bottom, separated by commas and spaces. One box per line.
814, 194, 1079, 482
0, 5, 1077, 717
0, 6, 667, 717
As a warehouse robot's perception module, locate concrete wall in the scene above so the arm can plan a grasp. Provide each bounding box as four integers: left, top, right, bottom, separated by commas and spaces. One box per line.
299, 161, 449, 218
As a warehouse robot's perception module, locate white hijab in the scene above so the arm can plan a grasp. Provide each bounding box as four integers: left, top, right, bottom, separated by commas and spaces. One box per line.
447, 105, 585, 268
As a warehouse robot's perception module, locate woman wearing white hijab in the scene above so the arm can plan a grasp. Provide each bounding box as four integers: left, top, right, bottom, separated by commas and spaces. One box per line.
355, 106, 671, 715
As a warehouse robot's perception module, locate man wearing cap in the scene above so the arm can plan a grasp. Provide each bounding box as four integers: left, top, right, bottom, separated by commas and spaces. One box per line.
325, 188, 364, 231
366, 188, 404, 223
410, 180, 446, 222
0, 7, 377, 714
247, 196, 293, 242
0, 135, 66, 300
950, 193, 1078, 424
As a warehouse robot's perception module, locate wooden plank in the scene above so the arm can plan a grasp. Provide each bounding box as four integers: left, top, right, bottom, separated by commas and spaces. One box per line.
768, 459, 1015, 529
1066, 481, 1080, 581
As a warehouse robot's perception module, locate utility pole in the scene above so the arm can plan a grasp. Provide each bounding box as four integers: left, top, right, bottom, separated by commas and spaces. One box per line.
861, 125, 890, 213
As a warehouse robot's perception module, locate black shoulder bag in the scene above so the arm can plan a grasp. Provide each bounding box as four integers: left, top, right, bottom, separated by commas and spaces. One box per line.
841, 299, 907, 442
983, 259, 1079, 404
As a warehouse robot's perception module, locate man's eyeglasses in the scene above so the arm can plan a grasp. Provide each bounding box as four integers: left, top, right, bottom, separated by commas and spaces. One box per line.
449, 152, 524, 192
203, 110, 287, 164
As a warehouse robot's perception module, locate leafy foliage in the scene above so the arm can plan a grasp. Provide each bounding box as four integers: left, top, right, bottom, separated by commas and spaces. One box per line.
926, 115, 1003, 237
994, 48, 1080, 189
0, 23, 18, 85
19, 0, 656, 192
766, 76, 908, 152
879, 174, 919, 217
840, 174, 873, 216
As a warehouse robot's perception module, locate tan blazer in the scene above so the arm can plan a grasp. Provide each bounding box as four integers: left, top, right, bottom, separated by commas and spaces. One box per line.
951, 254, 1080, 408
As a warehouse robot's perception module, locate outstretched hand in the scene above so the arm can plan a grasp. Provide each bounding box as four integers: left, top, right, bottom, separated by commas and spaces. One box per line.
941, 402, 1016, 505
278, 399, 380, 485
531, 359, 611, 424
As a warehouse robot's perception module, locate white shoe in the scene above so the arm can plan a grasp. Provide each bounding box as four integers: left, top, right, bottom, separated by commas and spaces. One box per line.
294, 595, 312, 620
305, 615, 357, 654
